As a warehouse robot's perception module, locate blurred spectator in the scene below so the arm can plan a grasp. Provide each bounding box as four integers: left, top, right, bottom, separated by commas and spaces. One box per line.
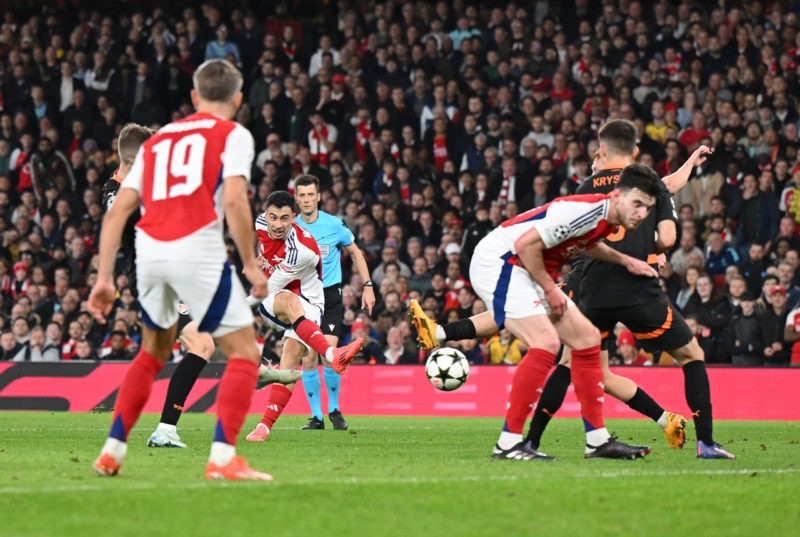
612, 329, 652, 366
102, 329, 134, 361
759, 285, 790, 367
684, 273, 733, 363
727, 292, 763, 367
74, 337, 99, 360
738, 241, 768, 295
705, 232, 741, 287
204, 24, 241, 66
0, 329, 25, 361
486, 327, 525, 365
381, 326, 417, 364
349, 319, 381, 364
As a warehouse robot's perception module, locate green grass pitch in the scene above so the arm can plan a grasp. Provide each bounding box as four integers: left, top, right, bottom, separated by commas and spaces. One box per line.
1, 412, 798, 537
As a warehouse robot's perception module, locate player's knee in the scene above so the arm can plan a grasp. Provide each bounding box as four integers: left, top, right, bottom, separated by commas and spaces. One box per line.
674, 340, 705, 364
301, 351, 319, 370
190, 333, 215, 360
540, 338, 561, 356
578, 325, 601, 348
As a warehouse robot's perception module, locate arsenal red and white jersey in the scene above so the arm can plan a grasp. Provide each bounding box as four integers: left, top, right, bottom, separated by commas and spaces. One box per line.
494, 193, 616, 278
256, 219, 325, 307
122, 112, 254, 261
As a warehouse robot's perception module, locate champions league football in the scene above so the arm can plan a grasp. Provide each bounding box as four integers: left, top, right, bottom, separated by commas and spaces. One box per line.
425, 348, 470, 391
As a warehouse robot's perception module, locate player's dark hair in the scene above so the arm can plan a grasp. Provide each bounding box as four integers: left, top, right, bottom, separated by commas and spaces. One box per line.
294, 175, 320, 192
616, 163, 661, 199
193, 59, 243, 102
598, 119, 637, 156
118, 123, 153, 165
265, 190, 297, 213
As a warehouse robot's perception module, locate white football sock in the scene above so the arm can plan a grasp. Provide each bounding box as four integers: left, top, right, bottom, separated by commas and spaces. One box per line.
101, 438, 127, 462
435, 326, 446, 343
209, 442, 236, 466
497, 431, 523, 450
585, 428, 611, 449
656, 412, 668, 430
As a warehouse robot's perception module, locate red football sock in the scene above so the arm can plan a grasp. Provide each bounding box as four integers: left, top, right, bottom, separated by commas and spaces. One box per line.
213, 358, 258, 446
109, 350, 164, 441
504, 348, 556, 434
260, 384, 293, 429
570, 345, 605, 432
292, 318, 332, 356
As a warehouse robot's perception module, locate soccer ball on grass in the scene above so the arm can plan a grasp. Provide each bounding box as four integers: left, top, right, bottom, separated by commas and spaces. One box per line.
425, 347, 469, 391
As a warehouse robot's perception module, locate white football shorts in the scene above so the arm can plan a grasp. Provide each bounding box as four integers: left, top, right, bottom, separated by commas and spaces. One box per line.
257, 290, 323, 351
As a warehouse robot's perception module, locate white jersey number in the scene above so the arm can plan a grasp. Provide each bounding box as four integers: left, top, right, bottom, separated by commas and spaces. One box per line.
151, 134, 206, 201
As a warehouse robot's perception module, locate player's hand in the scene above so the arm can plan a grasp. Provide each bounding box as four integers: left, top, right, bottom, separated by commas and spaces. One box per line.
544, 286, 567, 317
361, 285, 376, 315
688, 145, 713, 168
243, 260, 268, 298
87, 277, 116, 324
656, 253, 667, 268
625, 257, 659, 278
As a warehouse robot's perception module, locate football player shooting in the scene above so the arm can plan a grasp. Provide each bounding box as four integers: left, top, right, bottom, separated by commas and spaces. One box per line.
244, 191, 364, 442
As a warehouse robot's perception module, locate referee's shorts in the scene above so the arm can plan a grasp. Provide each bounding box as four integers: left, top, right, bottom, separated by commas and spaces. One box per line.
321, 284, 344, 340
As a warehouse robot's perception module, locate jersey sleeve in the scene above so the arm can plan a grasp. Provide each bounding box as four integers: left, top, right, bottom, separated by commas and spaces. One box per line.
101, 179, 121, 212
786, 310, 800, 328
337, 217, 355, 247
655, 181, 678, 224
532, 199, 603, 249
120, 147, 145, 193
221, 123, 255, 181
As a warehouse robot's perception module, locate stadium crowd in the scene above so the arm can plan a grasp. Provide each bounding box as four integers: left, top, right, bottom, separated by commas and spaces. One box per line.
0, 0, 799, 367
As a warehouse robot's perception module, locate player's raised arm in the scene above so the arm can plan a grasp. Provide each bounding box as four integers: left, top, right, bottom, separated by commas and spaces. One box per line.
661, 144, 713, 194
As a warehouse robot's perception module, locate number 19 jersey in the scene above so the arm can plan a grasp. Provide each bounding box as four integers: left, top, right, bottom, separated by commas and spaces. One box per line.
122, 112, 254, 262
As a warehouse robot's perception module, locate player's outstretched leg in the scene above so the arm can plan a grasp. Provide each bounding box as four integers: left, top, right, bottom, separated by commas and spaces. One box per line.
330, 337, 363, 373
408, 299, 486, 350
408, 299, 440, 350
607, 373, 688, 449
256, 364, 303, 389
